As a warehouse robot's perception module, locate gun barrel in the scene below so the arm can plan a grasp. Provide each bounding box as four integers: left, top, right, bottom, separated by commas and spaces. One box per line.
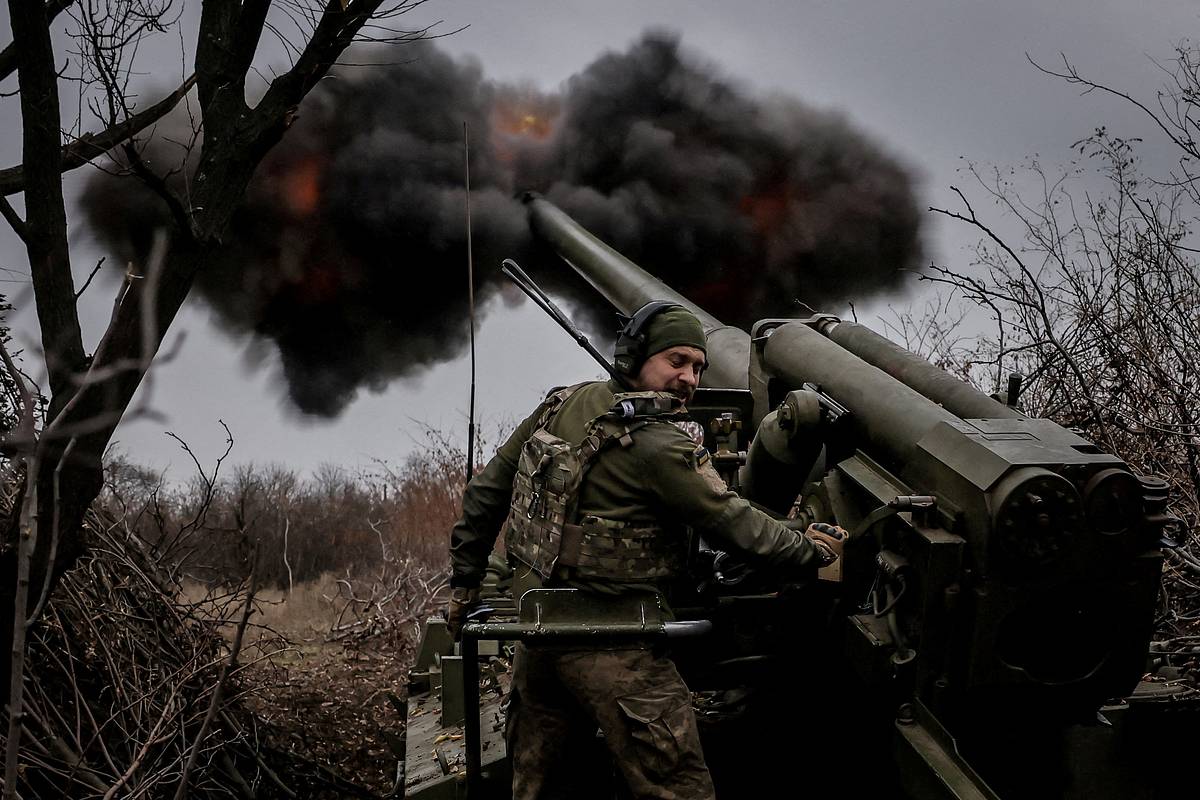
525, 194, 750, 388
763, 322, 963, 467
820, 320, 1022, 421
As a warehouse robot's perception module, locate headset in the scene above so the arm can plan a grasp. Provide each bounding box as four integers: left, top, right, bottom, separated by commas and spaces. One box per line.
612, 300, 687, 377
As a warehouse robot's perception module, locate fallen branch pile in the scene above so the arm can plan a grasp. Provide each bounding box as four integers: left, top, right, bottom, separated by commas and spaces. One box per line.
0, 477, 289, 799
328, 551, 449, 650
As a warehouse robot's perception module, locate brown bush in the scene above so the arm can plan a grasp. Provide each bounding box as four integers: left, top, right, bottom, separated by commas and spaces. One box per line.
0, 469, 278, 799
102, 427, 485, 593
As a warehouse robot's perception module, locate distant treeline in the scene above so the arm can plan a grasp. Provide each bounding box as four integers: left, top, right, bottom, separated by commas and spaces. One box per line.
101, 430, 476, 587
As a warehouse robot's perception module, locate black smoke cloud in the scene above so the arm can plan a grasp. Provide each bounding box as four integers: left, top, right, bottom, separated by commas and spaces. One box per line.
83, 32, 923, 416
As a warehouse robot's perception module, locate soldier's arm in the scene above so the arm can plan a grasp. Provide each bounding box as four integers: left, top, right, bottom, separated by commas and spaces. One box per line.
448, 403, 545, 589
640, 428, 822, 571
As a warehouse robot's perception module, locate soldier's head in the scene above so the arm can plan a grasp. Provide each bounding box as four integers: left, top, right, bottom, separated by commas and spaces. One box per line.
616, 302, 708, 403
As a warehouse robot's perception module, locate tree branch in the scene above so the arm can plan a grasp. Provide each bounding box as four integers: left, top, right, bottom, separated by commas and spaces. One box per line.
0, 0, 73, 84
196, 1, 243, 114
121, 142, 195, 241
1, 337, 39, 800
0, 195, 27, 243
230, 1, 275, 78
74, 257, 105, 301
255, 1, 387, 131
0, 74, 198, 197
173, 549, 257, 800
6, 0, 87, 415
931, 186, 1114, 446
1029, 52, 1200, 159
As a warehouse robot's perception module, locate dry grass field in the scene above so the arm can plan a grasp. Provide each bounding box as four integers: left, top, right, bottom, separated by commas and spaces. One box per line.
178, 560, 448, 796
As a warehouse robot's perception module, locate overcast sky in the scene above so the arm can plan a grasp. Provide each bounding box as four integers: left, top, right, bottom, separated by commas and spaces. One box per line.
1, 0, 1197, 481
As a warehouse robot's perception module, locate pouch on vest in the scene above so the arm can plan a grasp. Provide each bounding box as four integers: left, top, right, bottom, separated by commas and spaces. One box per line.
506, 388, 689, 583
507, 427, 588, 579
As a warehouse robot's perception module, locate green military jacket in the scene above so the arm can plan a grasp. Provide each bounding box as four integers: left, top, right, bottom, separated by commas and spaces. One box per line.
449, 380, 820, 596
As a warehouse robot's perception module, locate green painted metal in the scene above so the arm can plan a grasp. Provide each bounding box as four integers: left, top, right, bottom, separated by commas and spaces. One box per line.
404, 197, 1174, 800
894, 701, 1002, 800
822, 320, 1022, 421
524, 194, 750, 390
440, 656, 465, 727
762, 321, 964, 469
458, 590, 711, 797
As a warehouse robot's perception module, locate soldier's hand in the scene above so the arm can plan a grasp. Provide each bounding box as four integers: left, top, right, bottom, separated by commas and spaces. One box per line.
445, 587, 481, 641
805, 522, 848, 566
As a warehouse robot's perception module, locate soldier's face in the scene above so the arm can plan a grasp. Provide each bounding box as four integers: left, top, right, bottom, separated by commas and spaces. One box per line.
634, 345, 706, 403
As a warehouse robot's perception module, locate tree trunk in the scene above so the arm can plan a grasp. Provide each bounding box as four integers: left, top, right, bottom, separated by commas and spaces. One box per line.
0, 0, 397, 691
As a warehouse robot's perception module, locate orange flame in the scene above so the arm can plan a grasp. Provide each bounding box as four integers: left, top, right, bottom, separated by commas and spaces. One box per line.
739, 184, 793, 236
490, 89, 560, 165
281, 158, 323, 217
493, 104, 555, 140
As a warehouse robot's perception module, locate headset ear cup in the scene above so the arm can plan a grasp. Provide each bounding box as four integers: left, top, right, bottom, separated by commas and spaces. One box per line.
612, 301, 683, 377
613, 330, 641, 376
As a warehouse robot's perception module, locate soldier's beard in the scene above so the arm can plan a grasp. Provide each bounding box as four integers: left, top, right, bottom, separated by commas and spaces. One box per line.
668, 385, 695, 404
629, 366, 696, 404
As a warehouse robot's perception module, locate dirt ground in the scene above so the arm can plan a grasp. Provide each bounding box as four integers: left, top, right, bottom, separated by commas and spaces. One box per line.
230, 578, 435, 798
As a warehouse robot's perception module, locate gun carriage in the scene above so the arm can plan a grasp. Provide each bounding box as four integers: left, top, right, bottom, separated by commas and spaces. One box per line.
401, 195, 1182, 800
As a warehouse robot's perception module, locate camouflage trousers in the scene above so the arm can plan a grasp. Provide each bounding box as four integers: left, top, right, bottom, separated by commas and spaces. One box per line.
507, 643, 716, 800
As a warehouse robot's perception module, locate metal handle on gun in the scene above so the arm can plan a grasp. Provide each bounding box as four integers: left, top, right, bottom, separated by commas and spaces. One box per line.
500, 258, 630, 387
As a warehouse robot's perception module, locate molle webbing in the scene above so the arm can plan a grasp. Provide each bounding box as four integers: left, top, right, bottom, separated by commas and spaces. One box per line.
557, 517, 683, 581
505, 386, 686, 583
533, 384, 580, 430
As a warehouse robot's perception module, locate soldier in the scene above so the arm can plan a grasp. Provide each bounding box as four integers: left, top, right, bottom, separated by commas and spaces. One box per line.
446, 301, 844, 800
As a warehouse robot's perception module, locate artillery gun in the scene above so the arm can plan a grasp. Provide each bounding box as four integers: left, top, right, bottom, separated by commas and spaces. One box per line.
401, 196, 1187, 799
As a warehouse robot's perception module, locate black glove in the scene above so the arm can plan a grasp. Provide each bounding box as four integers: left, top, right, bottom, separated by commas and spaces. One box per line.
445, 587, 481, 640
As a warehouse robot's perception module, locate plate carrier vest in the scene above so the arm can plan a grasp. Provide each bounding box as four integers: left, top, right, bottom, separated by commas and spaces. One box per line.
505, 384, 690, 583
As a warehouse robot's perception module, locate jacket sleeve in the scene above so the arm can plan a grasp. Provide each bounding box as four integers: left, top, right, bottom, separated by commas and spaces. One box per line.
448, 402, 546, 588
639, 427, 821, 571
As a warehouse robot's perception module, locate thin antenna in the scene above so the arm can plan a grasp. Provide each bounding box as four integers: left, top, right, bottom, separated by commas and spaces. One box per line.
464, 121, 477, 485
500, 258, 629, 388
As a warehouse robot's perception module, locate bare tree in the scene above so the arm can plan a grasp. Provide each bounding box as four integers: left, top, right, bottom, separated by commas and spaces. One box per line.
921, 44, 1200, 640
0, 0, 437, 733
928, 147, 1198, 525
0, 422, 290, 798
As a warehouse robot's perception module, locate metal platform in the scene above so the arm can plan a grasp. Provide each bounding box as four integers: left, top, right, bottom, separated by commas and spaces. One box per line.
403, 677, 510, 799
